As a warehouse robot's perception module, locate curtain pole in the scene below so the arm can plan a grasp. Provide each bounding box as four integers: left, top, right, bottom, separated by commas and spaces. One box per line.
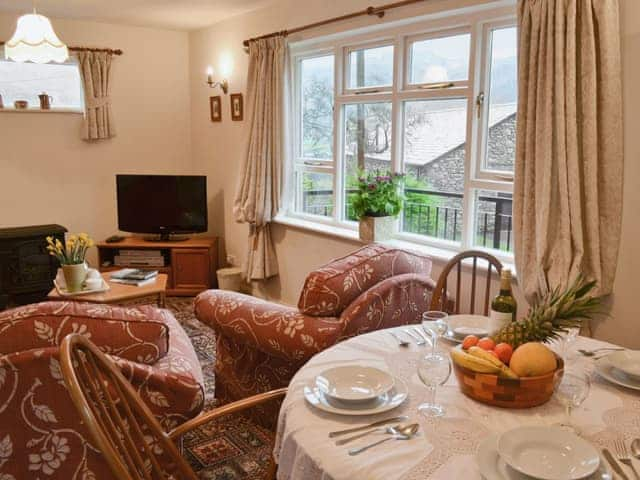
0, 41, 123, 55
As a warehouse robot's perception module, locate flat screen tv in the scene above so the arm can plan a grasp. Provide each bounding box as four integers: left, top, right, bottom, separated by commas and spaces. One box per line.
116, 175, 207, 240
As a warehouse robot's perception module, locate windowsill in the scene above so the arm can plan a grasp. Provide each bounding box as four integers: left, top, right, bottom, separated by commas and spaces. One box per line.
0, 107, 84, 114
273, 213, 516, 274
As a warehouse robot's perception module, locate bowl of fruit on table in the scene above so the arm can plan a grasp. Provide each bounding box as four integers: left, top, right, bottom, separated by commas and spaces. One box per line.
451, 336, 564, 408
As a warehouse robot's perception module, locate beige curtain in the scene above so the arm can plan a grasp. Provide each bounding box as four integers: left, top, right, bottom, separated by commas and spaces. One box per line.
514, 0, 623, 301
78, 51, 115, 140
234, 36, 285, 280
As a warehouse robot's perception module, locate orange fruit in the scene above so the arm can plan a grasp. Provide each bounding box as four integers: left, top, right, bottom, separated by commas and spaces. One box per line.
462, 335, 479, 350
494, 343, 513, 364
477, 337, 496, 351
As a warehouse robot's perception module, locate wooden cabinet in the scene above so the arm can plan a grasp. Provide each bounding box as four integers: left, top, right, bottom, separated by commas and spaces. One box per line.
97, 236, 218, 296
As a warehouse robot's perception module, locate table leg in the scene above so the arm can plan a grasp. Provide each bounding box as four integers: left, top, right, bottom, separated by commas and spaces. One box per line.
158, 292, 166, 308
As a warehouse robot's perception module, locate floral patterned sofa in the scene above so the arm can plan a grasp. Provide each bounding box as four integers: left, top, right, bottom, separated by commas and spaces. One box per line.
195, 244, 435, 427
0, 301, 204, 479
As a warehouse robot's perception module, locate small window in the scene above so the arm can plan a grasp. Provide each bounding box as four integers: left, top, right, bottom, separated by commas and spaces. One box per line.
472, 189, 513, 253
300, 55, 334, 160
347, 45, 394, 90
408, 33, 471, 86
0, 54, 84, 112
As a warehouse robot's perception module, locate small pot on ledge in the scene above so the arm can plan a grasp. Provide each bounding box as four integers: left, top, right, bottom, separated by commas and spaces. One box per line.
359, 215, 396, 243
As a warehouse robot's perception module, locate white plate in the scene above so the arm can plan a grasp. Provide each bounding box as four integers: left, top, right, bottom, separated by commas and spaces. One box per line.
605, 350, 640, 379
54, 279, 110, 296
497, 426, 600, 480
447, 314, 492, 339
595, 356, 640, 391
304, 377, 408, 416
315, 366, 394, 403
478, 434, 612, 480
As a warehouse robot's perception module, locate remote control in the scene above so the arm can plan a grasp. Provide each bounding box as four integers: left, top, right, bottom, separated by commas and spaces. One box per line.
105, 235, 125, 243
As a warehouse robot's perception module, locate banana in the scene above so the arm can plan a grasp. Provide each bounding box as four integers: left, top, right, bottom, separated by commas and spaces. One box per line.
467, 346, 519, 379
450, 348, 501, 374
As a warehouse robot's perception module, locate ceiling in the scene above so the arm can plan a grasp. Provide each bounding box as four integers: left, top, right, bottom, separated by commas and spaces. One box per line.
0, 0, 274, 31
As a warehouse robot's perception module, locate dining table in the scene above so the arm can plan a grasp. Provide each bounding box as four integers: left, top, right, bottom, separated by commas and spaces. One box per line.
273, 326, 640, 480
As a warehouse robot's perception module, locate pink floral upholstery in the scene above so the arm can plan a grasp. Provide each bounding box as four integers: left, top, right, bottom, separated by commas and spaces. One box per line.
298, 244, 433, 317
195, 244, 434, 427
0, 302, 204, 479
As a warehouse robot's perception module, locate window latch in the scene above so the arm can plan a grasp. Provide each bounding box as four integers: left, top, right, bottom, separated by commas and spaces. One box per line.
476, 92, 485, 118
419, 82, 455, 90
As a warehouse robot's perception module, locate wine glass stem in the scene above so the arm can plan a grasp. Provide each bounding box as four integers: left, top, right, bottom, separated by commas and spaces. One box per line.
565, 405, 572, 427
426, 386, 437, 405
431, 335, 438, 354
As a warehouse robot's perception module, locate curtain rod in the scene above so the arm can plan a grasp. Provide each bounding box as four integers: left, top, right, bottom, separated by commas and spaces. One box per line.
242, 0, 428, 47
0, 42, 123, 55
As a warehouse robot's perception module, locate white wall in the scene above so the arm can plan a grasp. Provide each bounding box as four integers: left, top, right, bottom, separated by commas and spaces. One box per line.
0, 13, 192, 264
189, 0, 640, 348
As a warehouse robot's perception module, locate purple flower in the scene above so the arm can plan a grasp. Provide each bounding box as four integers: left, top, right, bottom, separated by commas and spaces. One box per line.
368, 183, 376, 190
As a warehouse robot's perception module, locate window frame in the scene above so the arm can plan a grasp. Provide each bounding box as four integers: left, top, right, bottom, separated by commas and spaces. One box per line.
286, 6, 517, 258
0, 49, 85, 114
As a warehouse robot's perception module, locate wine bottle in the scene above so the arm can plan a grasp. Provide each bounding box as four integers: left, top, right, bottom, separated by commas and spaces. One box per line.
491, 269, 517, 328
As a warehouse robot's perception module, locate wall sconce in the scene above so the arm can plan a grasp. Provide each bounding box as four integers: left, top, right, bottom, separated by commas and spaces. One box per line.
206, 66, 228, 94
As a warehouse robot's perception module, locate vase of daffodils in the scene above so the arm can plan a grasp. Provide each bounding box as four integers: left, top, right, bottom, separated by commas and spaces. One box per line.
46, 233, 94, 292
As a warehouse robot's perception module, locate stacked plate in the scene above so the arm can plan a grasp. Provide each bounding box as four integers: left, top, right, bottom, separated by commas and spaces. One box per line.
442, 314, 491, 344
303, 366, 408, 415
595, 350, 640, 390
477, 426, 611, 480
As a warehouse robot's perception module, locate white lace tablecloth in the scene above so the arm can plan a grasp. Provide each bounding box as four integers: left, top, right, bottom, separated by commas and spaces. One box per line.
274, 328, 640, 480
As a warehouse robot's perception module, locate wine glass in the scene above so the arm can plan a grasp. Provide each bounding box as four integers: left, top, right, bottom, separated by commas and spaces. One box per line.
555, 371, 590, 434
560, 327, 580, 360
422, 311, 448, 353
417, 352, 451, 417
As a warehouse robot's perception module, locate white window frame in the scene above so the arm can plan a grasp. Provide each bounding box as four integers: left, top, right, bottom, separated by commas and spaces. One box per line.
285, 5, 517, 259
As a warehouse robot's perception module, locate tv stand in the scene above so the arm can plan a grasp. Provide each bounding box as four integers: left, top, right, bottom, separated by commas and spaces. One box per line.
143, 234, 190, 242
97, 236, 218, 296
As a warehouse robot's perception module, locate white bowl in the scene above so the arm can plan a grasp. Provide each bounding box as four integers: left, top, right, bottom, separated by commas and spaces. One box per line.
315, 366, 394, 403
497, 426, 600, 480
606, 350, 640, 379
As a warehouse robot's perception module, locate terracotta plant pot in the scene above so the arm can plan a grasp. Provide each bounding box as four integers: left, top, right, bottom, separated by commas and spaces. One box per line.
359, 216, 396, 243
62, 263, 88, 293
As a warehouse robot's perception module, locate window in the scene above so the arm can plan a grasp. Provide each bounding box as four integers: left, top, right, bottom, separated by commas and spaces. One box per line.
0, 52, 84, 112
287, 8, 517, 256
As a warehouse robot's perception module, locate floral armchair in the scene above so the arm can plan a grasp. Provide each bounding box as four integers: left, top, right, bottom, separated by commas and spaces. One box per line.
195, 244, 435, 427
0, 301, 204, 479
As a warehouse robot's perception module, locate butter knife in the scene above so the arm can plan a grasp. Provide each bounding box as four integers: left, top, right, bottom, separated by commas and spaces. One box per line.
328, 415, 409, 438
603, 448, 630, 480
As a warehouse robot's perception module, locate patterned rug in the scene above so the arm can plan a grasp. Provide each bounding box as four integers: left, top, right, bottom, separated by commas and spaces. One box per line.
162, 297, 275, 480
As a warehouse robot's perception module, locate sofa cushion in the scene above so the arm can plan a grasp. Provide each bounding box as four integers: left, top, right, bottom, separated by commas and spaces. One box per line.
0, 301, 169, 365
297, 244, 433, 317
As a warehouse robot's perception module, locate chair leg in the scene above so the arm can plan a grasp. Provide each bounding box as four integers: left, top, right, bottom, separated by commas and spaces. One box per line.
266, 458, 277, 480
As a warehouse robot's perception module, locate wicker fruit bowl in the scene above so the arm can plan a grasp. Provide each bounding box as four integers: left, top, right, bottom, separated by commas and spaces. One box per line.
452, 355, 564, 408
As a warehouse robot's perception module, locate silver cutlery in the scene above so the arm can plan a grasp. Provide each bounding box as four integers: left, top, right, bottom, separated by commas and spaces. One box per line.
412, 326, 432, 345
578, 347, 625, 357
389, 331, 409, 347
335, 423, 407, 446
348, 423, 419, 455
631, 438, 640, 460
403, 328, 425, 346
603, 448, 630, 480
615, 439, 640, 479
328, 415, 409, 438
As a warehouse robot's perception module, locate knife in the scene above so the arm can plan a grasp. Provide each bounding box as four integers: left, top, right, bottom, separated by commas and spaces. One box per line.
603, 448, 630, 480
328, 415, 409, 438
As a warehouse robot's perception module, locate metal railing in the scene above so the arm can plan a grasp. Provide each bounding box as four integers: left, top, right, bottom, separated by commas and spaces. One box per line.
302, 188, 513, 252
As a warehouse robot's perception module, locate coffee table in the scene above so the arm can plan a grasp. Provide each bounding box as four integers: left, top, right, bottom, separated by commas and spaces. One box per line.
48, 273, 168, 307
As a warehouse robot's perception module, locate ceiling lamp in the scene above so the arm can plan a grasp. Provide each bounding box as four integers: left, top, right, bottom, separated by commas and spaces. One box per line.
5, 11, 68, 64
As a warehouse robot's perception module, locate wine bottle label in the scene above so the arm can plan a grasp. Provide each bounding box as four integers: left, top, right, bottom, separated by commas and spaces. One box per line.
490, 309, 512, 325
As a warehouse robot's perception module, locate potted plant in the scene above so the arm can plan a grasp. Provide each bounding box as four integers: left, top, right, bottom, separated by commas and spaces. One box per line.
46, 233, 94, 292
351, 170, 405, 243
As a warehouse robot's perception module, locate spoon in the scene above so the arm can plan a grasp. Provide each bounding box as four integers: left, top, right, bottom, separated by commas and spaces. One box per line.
336, 423, 408, 446
631, 438, 640, 460
578, 347, 625, 357
348, 423, 419, 455
389, 331, 409, 347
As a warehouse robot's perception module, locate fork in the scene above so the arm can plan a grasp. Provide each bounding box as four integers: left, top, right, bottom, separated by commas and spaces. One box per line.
403, 328, 425, 346
389, 331, 409, 347
615, 439, 640, 480
578, 347, 625, 357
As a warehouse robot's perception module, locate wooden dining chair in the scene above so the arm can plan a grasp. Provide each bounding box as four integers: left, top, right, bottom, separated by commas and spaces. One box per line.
60, 333, 286, 480
430, 250, 503, 316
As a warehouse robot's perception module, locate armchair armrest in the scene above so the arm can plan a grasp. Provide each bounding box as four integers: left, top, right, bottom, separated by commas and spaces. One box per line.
339, 273, 435, 339
195, 290, 343, 362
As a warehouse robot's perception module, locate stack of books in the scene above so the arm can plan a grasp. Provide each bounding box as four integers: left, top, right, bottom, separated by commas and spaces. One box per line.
110, 269, 158, 287
114, 249, 165, 267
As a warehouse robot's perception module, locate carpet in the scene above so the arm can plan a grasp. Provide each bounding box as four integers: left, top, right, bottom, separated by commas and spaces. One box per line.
163, 297, 276, 480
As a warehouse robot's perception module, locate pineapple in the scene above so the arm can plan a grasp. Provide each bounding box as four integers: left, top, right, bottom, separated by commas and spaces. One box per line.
493, 274, 601, 349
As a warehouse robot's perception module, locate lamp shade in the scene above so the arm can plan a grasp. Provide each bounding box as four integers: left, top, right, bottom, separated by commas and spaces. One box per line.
5, 13, 68, 63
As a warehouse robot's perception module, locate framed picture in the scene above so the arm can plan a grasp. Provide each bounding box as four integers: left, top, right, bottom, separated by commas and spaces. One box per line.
230, 93, 243, 121
210, 96, 222, 122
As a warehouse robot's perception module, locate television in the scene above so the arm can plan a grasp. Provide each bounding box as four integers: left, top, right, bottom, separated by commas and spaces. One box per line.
116, 175, 207, 240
